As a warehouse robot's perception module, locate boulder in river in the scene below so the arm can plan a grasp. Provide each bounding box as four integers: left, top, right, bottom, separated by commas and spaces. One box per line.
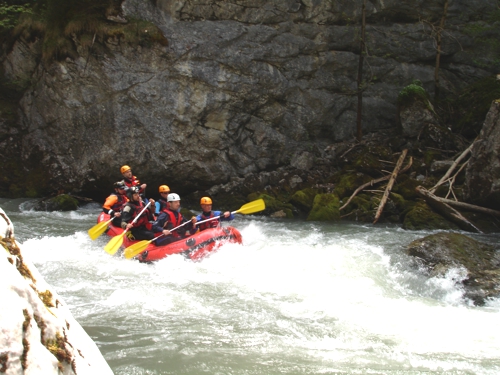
405, 232, 500, 305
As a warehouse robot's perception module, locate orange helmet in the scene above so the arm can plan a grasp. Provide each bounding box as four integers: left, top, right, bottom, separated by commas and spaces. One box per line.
159, 185, 170, 193
200, 197, 212, 205
120, 165, 131, 174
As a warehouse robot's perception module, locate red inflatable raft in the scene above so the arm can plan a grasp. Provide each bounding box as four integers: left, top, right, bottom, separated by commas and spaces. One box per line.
96, 212, 243, 262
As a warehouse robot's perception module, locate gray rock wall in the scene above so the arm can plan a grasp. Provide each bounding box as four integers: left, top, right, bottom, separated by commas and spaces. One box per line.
465, 100, 500, 210
1, 0, 498, 196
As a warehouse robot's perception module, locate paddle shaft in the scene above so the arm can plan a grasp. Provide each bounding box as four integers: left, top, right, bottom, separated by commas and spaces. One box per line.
195, 211, 236, 227
108, 201, 151, 250
123, 220, 192, 259
124, 201, 152, 231
152, 220, 191, 241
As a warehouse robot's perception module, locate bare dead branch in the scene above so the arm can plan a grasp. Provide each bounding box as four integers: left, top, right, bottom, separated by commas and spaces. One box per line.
373, 149, 408, 224
429, 140, 476, 193
415, 186, 483, 233
339, 156, 413, 211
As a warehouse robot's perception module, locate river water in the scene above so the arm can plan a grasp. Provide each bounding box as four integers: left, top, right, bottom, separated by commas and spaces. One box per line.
2, 198, 500, 375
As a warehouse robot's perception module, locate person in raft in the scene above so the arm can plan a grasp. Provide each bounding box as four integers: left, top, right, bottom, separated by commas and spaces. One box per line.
120, 165, 147, 196
155, 184, 170, 215
120, 186, 156, 241
152, 193, 197, 246
102, 181, 129, 228
195, 196, 235, 231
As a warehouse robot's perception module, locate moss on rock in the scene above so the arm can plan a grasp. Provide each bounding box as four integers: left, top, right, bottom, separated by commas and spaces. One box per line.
333, 172, 371, 199
307, 193, 340, 221
392, 177, 424, 200
289, 188, 319, 212
341, 195, 374, 222
402, 201, 459, 230
253, 193, 294, 217
33, 194, 79, 211
398, 80, 431, 109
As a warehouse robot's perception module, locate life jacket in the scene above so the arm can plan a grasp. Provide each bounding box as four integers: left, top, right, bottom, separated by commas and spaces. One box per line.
157, 198, 169, 213
198, 211, 219, 231
110, 193, 128, 212
162, 209, 183, 238
124, 175, 145, 194
127, 201, 152, 230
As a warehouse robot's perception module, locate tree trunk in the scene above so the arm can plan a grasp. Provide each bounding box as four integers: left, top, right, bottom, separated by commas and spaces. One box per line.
415, 186, 483, 233
434, 0, 449, 100
356, 0, 366, 141
373, 149, 407, 223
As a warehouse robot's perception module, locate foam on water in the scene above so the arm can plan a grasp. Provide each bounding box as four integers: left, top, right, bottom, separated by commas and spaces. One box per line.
5, 201, 500, 374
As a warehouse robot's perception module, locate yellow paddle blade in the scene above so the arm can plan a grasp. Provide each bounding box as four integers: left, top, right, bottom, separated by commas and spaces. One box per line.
88, 220, 110, 240
124, 240, 151, 259
236, 199, 266, 215
104, 233, 125, 255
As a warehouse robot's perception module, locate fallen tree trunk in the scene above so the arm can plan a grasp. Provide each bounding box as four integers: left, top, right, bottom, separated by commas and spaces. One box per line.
373, 149, 408, 224
434, 196, 500, 218
415, 186, 483, 233
339, 157, 413, 211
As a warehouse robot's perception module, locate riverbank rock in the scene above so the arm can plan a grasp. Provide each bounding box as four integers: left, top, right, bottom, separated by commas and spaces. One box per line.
406, 232, 500, 305
0, 208, 113, 374
1, 0, 498, 199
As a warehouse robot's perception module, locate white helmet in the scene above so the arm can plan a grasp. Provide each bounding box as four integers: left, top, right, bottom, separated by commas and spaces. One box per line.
167, 193, 180, 202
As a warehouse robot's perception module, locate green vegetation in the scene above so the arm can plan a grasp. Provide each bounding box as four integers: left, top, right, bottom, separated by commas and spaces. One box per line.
0, 1, 32, 31
398, 80, 430, 107
402, 201, 458, 230
289, 188, 318, 212
307, 193, 341, 221
5, 0, 167, 63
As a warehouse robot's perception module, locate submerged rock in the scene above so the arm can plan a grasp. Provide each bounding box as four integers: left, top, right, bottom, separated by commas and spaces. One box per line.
406, 232, 500, 305
33, 194, 80, 211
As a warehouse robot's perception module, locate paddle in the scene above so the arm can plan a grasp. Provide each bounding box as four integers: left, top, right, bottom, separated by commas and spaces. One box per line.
88, 217, 114, 240
123, 221, 191, 259
195, 198, 266, 227
104, 201, 152, 255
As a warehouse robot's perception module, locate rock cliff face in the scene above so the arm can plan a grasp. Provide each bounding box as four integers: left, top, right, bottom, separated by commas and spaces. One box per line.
0, 0, 498, 198
465, 100, 500, 210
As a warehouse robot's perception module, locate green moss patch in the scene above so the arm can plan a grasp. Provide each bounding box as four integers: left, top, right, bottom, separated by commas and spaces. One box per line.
289, 188, 319, 212
402, 201, 458, 230
307, 193, 340, 221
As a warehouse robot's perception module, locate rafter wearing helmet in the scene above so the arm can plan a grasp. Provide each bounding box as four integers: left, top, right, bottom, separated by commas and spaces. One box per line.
120, 165, 147, 196
102, 180, 129, 228
155, 184, 171, 215
151, 193, 197, 246
120, 186, 157, 241
195, 196, 235, 232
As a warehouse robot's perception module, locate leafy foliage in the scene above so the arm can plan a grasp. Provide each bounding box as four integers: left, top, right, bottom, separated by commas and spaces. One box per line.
0, 1, 32, 31
10, 0, 167, 62
398, 80, 430, 107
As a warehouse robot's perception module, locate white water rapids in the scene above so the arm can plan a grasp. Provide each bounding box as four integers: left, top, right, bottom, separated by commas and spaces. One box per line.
2, 198, 500, 374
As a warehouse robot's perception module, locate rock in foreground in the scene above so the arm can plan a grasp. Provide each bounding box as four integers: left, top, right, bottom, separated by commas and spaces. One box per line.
406, 232, 500, 305
0, 207, 114, 375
